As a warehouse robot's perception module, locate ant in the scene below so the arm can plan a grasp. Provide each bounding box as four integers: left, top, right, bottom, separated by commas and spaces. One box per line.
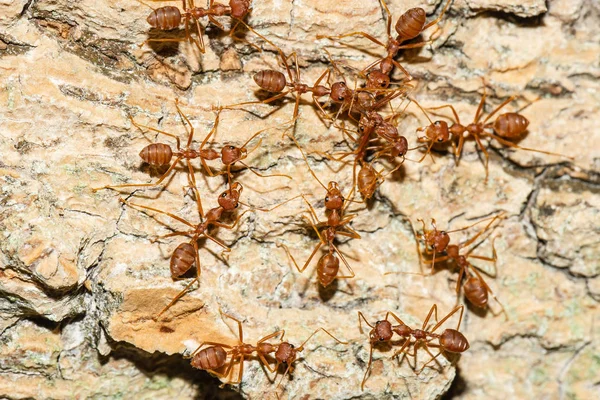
120, 181, 247, 284
413, 87, 573, 179
93, 101, 291, 210
278, 136, 361, 287
414, 213, 508, 315
225, 49, 333, 123
357, 304, 468, 389
140, 0, 251, 53
148, 184, 301, 319
390, 305, 469, 375
318, 0, 452, 86
188, 312, 346, 390
188, 311, 284, 384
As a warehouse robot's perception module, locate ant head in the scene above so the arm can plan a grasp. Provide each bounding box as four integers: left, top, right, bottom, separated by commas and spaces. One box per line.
218, 184, 242, 210
229, 0, 251, 19
330, 82, 351, 103
367, 70, 390, 89
391, 136, 409, 158
433, 231, 450, 253
358, 114, 375, 134
221, 145, 243, 165
372, 320, 393, 342
324, 181, 344, 210
275, 342, 297, 364
428, 120, 450, 143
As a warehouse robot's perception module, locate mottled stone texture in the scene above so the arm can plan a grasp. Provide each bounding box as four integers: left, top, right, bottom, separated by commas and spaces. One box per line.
0, 0, 598, 399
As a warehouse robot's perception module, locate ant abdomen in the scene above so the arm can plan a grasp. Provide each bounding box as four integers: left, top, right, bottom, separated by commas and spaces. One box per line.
439, 329, 470, 353
493, 112, 529, 139
358, 164, 377, 199
254, 70, 287, 93
170, 242, 196, 277
367, 70, 390, 90
139, 143, 173, 166
463, 276, 488, 308
317, 253, 339, 287
147, 7, 182, 31
395, 8, 426, 41
191, 345, 228, 370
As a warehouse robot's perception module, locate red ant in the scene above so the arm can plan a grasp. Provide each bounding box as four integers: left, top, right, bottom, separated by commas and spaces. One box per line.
318, 0, 452, 86
119, 181, 247, 282
139, 0, 251, 53
413, 213, 508, 315
278, 136, 361, 287
188, 312, 346, 390
390, 305, 469, 374
188, 311, 284, 384
92, 101, 291, 210
413, 88, 573, 179
148, 185, 300, 319
358, 304, 468, 389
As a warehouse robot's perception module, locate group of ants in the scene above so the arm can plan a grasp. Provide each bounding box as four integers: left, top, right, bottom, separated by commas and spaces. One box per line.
92, 0, 572, 396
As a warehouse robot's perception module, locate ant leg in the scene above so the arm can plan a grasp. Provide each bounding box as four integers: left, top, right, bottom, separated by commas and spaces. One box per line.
302, 241, 324, 273
129, 115, 182, 150
220, 311, 245, 343
288, 135, 329, 192
297, 328, 347, 352
155, 277, 199, 319
257, 330, 285, 345
174, 99, 197, 149
237, 161, 292, 181
92, 157, 183, 192
428, 104, 461, 125
332, 244, 355, 279
487, 133, 574, 160
422, 0, 453, 31
391, 59, 412, 81
190, 15, 206, 53
208, 15, 225, 30
223, 90, 291, 110
203, 233, 232, 252
357, 311, 374, 332
473, 133, 490, 181
468, 237, 498, 277
482, 95, 516, 124
460, 214, 503, 249
211, 210, 251, 230
417, 346, 443, 375
430, 305, 465, 333
186, 160, 204, 217
277, 242, 307, 274
118, 197, 195, 228
391, 337, 413, 359
360, 343, 375, 391
421, 304, 439, 330
386, 311, 409, 327
317, 31, 386, 48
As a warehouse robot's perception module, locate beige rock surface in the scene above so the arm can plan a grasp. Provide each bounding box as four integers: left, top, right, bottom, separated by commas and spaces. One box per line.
1, 0, 598, 399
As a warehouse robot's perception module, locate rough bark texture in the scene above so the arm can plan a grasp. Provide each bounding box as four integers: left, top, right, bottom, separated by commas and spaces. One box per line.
0, 0, 598, 399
